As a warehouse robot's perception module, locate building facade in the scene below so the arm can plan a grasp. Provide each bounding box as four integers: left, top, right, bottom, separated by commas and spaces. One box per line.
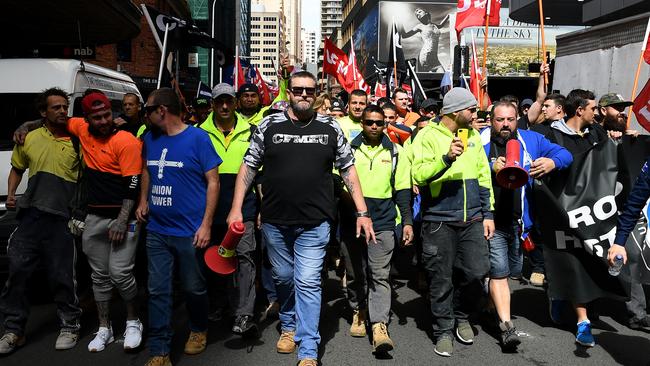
250, 4, 285, 84
301, 28, 318, 65
321, 0, 342, 39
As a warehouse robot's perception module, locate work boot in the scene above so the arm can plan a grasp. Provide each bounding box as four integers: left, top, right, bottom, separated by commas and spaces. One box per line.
0, 333, 25, 354
372, 323, 394, 353
530, 272, 545, 287
297, 359, 318, 366
350, 309, 366, 337
184, 331, 207, 355
144, 355, 172, 366
499, 321, 521, 351
276, 330, 296, 353
55, 329, 78, 350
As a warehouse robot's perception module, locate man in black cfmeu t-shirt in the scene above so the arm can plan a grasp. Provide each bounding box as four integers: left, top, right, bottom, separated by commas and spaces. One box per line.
227, 71, 375, 366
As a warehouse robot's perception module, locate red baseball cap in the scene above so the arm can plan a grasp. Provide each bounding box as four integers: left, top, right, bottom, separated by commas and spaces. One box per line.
81, 93, 112, 115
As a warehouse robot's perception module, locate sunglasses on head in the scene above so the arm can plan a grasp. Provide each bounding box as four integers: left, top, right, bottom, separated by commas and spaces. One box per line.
363, 119, 385, 127
290, 87, 317, 97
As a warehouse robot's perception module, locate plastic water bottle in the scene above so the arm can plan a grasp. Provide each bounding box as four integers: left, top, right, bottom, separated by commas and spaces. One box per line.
609, 255, 624, 276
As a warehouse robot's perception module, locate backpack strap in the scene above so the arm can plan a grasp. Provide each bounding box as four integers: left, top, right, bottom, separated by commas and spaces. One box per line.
390, 142, 399, 192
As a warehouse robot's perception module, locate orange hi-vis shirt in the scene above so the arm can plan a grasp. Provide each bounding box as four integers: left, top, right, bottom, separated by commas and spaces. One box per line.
68, 117, 142, 216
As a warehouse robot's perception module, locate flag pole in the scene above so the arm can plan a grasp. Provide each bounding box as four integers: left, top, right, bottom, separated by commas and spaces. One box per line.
234, 47, 239, 90
157, 23, 170, 89
480, 0, 492, 109
538, 0, 548, 92
407, 60, 426, 99
627, 17, 650, 129
351, 38, 358, 83
392, 17, 399, 91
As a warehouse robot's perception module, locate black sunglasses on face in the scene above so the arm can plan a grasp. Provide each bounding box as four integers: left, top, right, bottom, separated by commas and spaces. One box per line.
145, 105, 162, 115
363, 119, 385, 127
291, 87, 317, 97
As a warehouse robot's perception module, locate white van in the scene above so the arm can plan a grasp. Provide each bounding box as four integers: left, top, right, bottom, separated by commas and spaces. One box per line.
0, 59, 142, 276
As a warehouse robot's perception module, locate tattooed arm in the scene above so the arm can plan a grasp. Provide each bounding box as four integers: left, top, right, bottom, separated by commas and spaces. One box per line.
226, 163, 258, 227
340, 165, 376, 244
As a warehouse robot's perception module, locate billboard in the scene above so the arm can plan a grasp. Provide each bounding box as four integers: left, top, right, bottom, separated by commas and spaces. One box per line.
456, 8, 584, 76
352, 6, 379, 79
378, 2, 457, 74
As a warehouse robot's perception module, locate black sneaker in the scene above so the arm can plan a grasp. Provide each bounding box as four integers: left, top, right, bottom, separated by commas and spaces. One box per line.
629, 316, 650, 330
232, 315, 257, 335
499, 321, 521, 351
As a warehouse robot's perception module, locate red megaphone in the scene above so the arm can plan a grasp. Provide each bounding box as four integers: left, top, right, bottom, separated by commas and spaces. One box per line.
496, 139, 529, 189
204, 222, 246, 275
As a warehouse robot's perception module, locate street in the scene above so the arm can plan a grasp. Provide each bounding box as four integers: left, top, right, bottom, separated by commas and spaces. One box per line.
1, 270, 648, 366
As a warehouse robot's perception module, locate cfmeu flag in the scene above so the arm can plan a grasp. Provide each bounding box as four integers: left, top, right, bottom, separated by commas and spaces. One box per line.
253, 66, 272, 105
455, 0, 502, 39
346, 39, 371, 94
141, 4, 232, 66
323, 38, 353, 91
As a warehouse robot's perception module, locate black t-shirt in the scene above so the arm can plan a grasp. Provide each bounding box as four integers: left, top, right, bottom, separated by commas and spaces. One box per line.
517, 115, 530, 130
243, 111, 355, 225
488, 137, 522, 231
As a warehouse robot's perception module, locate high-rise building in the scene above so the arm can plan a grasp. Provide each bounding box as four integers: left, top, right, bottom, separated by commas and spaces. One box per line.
253, 0, 301, 64
301, 28, 317, 65
321, 0, 341, 40
250, 4, 285, 84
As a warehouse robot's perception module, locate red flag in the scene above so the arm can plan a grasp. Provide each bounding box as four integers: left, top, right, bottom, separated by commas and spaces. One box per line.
374, 82, 387, 98
345, 39, 372, 94
233, 57, 246, 90
469, 39, 482, 101
633, 79, 650, 132
323, 38, 353, 91
253, 66, 272, 105
455, 0, 502, 39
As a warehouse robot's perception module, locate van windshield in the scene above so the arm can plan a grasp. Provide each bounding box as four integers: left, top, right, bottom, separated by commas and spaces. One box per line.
0, 93, 41, 150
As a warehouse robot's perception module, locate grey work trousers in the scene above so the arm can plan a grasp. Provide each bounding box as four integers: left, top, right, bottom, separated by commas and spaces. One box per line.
82, 214, 139, 302
341, 230, 395, 324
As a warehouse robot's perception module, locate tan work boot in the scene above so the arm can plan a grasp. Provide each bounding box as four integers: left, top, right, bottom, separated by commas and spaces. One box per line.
184, 331, 207, 355
298, 359, 318, 366
144, 355, 172, 366
276, 330, 296, 353
350, 309, 367, 337
372, 323, 394, 353
530, 272, 545, 287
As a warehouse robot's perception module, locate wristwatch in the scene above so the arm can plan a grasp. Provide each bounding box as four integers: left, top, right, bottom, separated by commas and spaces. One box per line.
355, 211, 370, 218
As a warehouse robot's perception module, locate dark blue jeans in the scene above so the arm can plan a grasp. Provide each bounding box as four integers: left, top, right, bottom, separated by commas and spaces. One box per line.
262, 221, 330, 360
421, 221, 489, 338
146, 231, 208, 356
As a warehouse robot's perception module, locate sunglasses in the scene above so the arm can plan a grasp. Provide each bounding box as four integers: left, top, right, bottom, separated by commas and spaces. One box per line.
363, 119, 385, 127
290, 87, 317, 97
144, 105, 162, 115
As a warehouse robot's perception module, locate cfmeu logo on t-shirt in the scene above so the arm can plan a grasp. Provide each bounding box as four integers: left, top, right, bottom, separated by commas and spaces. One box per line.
272, 134, 329, 145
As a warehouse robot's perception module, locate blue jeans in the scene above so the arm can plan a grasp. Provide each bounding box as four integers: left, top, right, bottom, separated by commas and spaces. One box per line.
146, 231, 208, 356
489, 225, 522, 278
262, 221, 330, 360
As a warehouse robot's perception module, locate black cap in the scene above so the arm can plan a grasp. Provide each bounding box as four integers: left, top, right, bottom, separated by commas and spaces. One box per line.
331, 98, 344, 112
420, 98, 438, 111
192, 96, 210, 108
237, 83, 259, 96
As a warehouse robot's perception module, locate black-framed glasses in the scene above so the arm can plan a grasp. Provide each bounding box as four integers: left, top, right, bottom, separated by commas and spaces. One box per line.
290, 87, 317, 97
144, 105, 162, 115
363, 119, 385, 127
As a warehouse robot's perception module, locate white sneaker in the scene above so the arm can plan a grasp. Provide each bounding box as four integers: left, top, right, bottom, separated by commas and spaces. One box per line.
123, 319, 143, 350
88, 326, 114, 352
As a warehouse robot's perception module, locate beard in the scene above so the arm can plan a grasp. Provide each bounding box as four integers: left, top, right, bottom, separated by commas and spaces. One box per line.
602, 114, 626, 133
290, 99, 314, 120
88, 123, 113, 137
491, 127, 515, 144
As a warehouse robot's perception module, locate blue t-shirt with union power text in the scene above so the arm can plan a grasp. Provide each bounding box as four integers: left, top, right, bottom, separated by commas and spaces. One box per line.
144, 126, 222, 237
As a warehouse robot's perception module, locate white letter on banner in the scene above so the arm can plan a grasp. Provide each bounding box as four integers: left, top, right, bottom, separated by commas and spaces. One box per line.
555, 231, 580, 250
593, 195, 617, 221
567, 206, 595, 228
457, 0, 471, 11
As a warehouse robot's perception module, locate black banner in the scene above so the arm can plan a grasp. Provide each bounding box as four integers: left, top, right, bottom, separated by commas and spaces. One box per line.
533, 135, 650, 299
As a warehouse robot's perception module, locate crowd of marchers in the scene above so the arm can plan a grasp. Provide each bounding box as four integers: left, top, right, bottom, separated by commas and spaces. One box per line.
0, 59, 648, 366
